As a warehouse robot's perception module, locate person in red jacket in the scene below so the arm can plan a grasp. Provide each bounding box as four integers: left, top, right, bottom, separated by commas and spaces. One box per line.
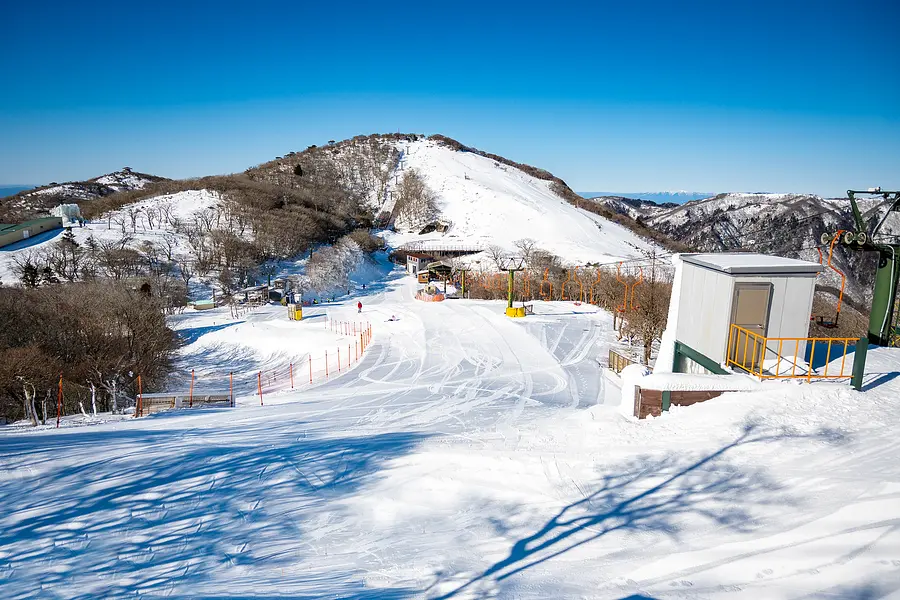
357, 301, 362, 314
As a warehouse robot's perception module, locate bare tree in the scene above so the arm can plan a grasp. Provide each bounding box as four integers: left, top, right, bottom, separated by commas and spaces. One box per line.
394, 168, 439, 231
514, 238, 538, 268
486, 245, 508, 271
144, 206, 159, 230
126, 206, 143, 232
16, 377, 38, 427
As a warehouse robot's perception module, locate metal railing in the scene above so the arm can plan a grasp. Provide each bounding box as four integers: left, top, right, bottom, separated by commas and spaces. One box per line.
726, 324, 857, 381
609, 349, 637, 374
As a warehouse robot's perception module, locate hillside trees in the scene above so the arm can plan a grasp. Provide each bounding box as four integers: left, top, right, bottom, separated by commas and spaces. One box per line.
394, 169, 439, 231
305, 236, 364, 294
0, 282, 176, 424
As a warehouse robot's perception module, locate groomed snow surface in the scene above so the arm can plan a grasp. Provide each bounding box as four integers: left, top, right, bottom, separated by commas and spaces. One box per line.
2, 266, 900, 599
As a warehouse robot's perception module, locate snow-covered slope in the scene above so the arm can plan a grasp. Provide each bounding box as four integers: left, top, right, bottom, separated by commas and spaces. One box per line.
30, 169, 163, 200
0, 189, 219, 285
382, 139, 661, 264
2, 270, 900, 598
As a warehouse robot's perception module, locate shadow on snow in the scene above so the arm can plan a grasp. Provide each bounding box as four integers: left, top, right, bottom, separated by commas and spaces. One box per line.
430, 422, 849, 599
0, 423, 428, 599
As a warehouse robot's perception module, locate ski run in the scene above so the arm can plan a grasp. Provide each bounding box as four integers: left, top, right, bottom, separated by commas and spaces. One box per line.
2, 266, 900, 599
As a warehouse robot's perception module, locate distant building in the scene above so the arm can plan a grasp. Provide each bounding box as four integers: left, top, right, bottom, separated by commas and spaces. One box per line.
50, 204, 84, 227
406, 252, 435, 276
0, 217, 63, 249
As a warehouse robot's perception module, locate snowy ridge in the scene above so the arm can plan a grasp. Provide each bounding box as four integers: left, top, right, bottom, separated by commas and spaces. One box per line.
30, 169, 163, 198
383, 139, 662, 264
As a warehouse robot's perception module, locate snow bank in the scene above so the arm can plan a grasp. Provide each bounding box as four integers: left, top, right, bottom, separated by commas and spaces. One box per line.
619, 363, 650, 416
638, 372, 761, 391
653, 253, 684, 373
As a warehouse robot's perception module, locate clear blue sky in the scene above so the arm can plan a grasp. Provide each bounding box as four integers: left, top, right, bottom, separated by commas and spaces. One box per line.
1, 0, 898, 197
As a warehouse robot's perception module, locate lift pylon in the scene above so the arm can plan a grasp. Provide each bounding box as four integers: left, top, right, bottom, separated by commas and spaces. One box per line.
840, 189, 900, 346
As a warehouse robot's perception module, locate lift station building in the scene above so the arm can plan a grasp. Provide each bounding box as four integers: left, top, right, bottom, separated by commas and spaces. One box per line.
670, 253, 823, 373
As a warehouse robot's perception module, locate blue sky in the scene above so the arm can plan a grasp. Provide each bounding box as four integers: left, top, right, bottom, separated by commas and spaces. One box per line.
1, 0, 898, 197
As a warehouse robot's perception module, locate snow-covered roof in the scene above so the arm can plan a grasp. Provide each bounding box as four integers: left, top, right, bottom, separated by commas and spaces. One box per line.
681, 253, 823, 275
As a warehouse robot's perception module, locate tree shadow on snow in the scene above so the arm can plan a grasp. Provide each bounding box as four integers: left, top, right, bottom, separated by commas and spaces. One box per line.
0, 423, 428, 599
176, 321, 243, 346
431, 422, 850, 599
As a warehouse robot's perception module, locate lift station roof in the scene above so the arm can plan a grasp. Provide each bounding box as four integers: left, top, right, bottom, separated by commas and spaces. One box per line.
681, 253, 823, 276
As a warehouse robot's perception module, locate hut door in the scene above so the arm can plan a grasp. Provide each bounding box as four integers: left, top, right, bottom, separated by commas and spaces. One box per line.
729, 283, 772, 370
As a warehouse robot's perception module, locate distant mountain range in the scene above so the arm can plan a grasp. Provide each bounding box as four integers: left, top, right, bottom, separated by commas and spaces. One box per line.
579, 191, 715, 203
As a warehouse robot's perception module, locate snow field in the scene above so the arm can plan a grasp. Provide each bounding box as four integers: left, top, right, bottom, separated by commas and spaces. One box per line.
2, 265, 899, 598
383, 140, 662, 264
166, 301, 376, 405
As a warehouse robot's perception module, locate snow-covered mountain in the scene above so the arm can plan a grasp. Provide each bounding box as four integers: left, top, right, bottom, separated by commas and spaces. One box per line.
581, 191, 714, 203
593, 191, 900, 310
0, 168, 167, 221
380, 138, 664, 264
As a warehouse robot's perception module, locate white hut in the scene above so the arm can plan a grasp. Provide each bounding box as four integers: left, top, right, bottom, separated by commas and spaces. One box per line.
667, 253, 823, 374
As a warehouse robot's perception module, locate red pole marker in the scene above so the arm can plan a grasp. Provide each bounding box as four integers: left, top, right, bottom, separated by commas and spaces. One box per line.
309, 355, 312, 384
290, 362, 294, 389
56, 372, 63, 428
325, 351, 329, 379
258, 371, 263, 406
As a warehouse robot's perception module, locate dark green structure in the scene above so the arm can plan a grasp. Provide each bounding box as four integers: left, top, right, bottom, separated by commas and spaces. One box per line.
845, 190, 900, 347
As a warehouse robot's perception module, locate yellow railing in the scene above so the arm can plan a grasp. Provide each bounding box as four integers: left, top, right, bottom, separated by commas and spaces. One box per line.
727, 324, 857, 381
609, 349, 636, 374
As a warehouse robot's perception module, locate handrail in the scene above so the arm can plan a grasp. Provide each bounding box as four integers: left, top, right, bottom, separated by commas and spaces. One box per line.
726, 324, 857, 381
608, 348, 636, 374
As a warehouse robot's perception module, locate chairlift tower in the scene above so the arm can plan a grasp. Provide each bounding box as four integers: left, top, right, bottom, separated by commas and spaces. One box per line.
498, 255, 527, 311
838, 189, 900, 346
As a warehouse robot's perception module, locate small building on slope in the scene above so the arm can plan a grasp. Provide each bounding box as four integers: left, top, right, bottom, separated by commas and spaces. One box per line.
0, 217, 64, 249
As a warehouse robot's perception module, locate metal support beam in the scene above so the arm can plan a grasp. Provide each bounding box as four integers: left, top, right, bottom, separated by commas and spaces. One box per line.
851, 337, 868, 391
673, 341, 730, 375
869, 248, 900, 346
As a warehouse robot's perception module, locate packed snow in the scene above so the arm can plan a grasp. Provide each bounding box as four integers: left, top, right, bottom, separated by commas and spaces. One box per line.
2, 264, 900, 599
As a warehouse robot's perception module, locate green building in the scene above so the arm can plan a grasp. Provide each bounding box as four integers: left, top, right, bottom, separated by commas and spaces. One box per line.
0, 217, 64, 249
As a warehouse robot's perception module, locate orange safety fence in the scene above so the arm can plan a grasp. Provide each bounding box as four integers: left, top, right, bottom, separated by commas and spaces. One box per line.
726, 324, 856, 381
135, 321, 374, 417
